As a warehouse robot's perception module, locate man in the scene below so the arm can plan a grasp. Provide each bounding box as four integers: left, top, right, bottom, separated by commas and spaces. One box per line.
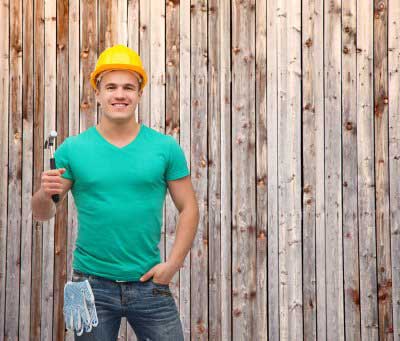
31, 45, 199, 340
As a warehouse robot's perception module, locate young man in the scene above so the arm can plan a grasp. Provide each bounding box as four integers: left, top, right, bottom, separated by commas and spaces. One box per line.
31, 45, 199, 340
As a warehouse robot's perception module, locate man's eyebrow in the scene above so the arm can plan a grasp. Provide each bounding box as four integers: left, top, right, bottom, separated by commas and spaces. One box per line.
104, 82, 138, 87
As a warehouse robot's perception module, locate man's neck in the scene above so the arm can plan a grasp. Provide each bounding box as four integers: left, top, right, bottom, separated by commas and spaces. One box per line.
96, 117, 140, 142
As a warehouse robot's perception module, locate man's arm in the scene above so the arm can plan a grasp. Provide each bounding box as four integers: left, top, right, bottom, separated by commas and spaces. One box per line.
138, 175, 200, 284
166, 175, 199, 269
31, 168, 73, 221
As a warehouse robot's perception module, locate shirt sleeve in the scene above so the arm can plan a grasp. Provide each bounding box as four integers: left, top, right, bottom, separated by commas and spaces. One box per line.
165, 136, 190, 181
54, 137, 74, 180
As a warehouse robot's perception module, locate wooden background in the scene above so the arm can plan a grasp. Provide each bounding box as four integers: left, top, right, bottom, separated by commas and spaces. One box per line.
0, 0, 399, 340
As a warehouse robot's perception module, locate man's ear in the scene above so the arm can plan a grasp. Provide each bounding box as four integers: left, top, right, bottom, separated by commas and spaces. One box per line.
138, 89, 143, 98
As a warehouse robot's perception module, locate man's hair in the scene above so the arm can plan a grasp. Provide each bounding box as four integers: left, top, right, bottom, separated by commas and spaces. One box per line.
96, 70, 143, 90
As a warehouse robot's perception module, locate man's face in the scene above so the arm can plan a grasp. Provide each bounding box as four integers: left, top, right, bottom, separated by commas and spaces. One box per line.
95, 70, 142, 122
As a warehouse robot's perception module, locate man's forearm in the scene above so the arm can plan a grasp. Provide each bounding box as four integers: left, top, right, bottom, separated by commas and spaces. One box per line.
167, 207, 199, 269
31, 188, 56, 221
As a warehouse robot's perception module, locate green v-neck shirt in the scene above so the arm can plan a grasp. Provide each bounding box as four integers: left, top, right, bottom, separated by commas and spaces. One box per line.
54, 124, 190, 281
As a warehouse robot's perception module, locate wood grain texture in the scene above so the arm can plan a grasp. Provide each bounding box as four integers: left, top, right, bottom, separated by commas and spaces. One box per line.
324, 0, 344, 339
20, 0, 34, 339
302, 0, 323, 339
0, 0, 9, 337
342, 0, 361, 340
373, 0, 393, 339
179, 1, 192, 339
190, 1, 208, 339
357, 1, 379, 339
5, 0, 22, 339
232, 1, 257, 340
388, 0, 400, 339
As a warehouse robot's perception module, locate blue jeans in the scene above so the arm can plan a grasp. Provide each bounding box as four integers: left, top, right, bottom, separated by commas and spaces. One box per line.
71, 270, 184, 341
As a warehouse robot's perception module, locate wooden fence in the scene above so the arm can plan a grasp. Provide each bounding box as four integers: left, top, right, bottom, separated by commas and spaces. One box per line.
0, 0, 399, 340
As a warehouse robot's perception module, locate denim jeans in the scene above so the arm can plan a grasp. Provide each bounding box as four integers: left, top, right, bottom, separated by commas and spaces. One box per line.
71, 270, 184, 341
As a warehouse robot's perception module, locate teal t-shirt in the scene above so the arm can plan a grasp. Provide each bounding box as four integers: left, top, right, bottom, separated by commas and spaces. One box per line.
54, 124, 190, 281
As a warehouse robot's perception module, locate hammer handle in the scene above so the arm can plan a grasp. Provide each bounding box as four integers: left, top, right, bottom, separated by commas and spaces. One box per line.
50, 158, 60, 203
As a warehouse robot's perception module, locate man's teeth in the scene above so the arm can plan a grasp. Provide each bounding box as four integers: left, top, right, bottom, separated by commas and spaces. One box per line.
113, 103, 127, 107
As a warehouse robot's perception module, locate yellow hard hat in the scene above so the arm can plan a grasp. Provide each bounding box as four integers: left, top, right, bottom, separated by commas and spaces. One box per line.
90, 45, 148, 90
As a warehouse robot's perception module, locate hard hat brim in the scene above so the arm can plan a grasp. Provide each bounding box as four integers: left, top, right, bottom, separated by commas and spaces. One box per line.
90, 64, 148, 90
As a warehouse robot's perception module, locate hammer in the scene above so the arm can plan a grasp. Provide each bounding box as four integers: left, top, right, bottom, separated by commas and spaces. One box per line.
44, 130, 60, 203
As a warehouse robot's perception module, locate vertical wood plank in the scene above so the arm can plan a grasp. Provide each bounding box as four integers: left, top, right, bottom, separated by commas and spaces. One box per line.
324, 0, 344, 339
98, 0, 113, 52
179, 0, 192, 338
0, 0, 9, 336
80, 0, 97, 129
283, 0, 303, 339
267, 0, 279, 338
388, 1, 400, 338
150, 0, 166, 272
232, 0, 256, 339
208, 0, 222, 339
66, 1, 80, 340
5, 0, 22, 340
357, 1, 379, 339
20, 0, 34, 339
342, 0, 361, 340
373, 0, 394, 339
165, 0, 181, 324
190, 0, 208, 339
41, 0, 57, 339
31, 0, 45, 338
302, 0, 324, 339
53, 1, 69, 340
139, 0, 150, 125
128, 0, 140, 127
220, 1, 232, 340
277, 0, 289, 337
255, 0, 267, 339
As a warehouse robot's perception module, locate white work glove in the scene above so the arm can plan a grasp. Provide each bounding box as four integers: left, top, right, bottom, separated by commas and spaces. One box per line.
63, 280, 98, 336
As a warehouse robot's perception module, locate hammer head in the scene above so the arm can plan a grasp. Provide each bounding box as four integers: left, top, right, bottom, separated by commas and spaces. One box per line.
44, 130, 58, 149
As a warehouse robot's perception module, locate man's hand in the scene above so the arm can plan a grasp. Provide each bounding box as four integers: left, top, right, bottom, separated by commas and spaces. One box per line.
40, 168, 66, 200
140, 261, 181, 285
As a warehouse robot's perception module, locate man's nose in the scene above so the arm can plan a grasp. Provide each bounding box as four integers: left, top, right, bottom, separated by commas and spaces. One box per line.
114, 87, 126, 98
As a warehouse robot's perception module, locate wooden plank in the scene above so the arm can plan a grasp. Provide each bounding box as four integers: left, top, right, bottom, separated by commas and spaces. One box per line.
31, 0, 45, 338
357, 1, 379, 339
165, 0, 181, 325
388, 0, 400, 338
373, 1, 394, 339
255, 0, 267, 339
232, 1, 256, 339
190, 1, 208, 339
324, 0, 344, 339
139, 0, 150, 125
150, 0, 165, 132
41, 0, 57, 339
302, 0, 324, 339
219, 1, 231, 339
53, 1, 69, 340
65, 1, 80, 340
128, 0, 139, 126
80, 0, 97, 128
266, 0, 279, 338
20, 0, 34, 339
150, 0, 166, 266
0, 0, 9, 337
282, 0, 303, 339
207, 0, 222, 339
342, 0, 361, 340
5, 0, 23, 339
179, 0, 191, 338
277, 0, 289, 338
98, 0, 113, 52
